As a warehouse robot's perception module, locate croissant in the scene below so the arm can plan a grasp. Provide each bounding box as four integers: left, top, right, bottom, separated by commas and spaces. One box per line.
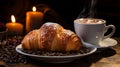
22, 22, 83, 52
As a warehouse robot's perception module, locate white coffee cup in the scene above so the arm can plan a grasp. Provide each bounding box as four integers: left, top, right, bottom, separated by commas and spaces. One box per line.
74, 18, 116, 46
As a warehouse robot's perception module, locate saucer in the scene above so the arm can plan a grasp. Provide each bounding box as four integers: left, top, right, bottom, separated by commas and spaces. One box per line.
92, 38, 117, 48
16, 42, 97, 63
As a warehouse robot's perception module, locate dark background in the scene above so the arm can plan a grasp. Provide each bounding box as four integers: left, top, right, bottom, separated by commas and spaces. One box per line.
0, 0, 120, 37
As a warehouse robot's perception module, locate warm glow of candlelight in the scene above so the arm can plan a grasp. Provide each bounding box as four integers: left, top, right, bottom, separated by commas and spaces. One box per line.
6, 15, 23, 35
32, 6, 36, 12
11, 15, 16, 23
26, 6, 44, 33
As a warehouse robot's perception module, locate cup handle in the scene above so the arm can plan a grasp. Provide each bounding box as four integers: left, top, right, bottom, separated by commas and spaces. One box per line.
103, 25, 115, 39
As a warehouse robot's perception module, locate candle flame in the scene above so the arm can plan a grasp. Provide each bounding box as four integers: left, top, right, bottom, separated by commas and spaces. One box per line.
32, 6, 36, 12
11, 15, 16, 23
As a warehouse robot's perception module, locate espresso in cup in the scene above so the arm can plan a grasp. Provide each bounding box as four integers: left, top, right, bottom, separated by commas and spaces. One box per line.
74, 18, 115, 47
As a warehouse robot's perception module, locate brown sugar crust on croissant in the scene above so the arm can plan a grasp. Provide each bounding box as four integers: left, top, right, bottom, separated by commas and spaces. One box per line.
22, 22, 83, 52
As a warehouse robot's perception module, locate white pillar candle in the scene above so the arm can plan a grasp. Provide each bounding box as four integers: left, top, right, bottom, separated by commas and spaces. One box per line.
26, 6, 44, 33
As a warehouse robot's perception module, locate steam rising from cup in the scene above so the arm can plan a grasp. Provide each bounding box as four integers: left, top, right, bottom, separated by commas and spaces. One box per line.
77, 0, 98, 18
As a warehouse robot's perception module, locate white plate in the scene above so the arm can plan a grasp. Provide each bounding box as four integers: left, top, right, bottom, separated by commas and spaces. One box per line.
92, 38, 117, 48
16, 42, 97, 63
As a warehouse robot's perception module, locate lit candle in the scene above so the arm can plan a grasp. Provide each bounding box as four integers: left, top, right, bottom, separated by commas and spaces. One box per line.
26, 6, 44, 33
6, 15, 23, 35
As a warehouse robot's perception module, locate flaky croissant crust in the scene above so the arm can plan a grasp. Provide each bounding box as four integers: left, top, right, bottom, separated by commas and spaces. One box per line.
22, 22, 82, 52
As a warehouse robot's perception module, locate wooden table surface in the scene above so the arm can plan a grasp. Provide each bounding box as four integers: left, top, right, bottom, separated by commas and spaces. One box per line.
0, 37, 120, 67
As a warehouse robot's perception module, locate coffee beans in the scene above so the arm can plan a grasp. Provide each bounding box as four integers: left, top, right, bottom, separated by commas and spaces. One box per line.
0, 36, 90, 64
0, 36, 27, 64
22, 47, 90, 56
